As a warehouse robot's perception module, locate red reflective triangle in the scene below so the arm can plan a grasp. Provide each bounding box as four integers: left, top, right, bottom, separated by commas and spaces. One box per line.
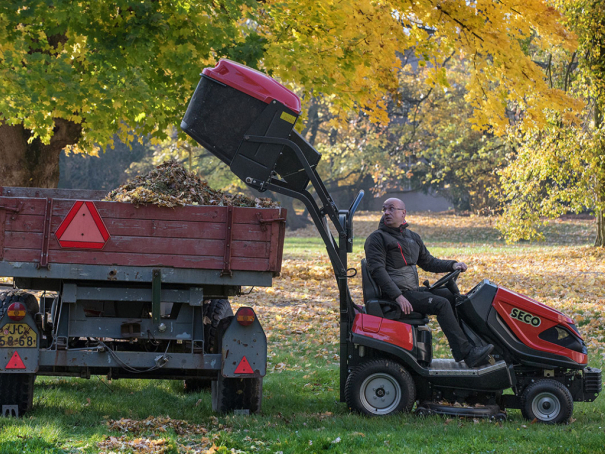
234, 356, 254, 374
6, 351, 26, 369
55, 201, 110, 249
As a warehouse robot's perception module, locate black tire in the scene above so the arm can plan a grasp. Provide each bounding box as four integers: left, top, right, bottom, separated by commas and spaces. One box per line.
520, 379, 573, 424
183, 378, 211, 393
0, 290, 39, 318
183, 300, 233, 393
0, 373, 35, 417
212, 375, 263, 414
345, 359, 416, 416
203, 299, 233, 354
0, 291, 38, 417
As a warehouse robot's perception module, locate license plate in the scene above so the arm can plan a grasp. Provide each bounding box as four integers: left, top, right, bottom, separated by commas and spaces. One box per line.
0, 323, 37, 348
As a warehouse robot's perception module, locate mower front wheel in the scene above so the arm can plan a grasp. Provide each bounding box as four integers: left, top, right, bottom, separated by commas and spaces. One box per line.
345, 359, 416, 416
520, 379, 573, 424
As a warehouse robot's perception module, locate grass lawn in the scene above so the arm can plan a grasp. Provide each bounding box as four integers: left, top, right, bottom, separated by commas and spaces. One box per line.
1, 212, 604, 453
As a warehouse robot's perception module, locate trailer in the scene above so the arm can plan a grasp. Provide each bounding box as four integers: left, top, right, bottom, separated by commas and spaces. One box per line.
0, 186, 286, 416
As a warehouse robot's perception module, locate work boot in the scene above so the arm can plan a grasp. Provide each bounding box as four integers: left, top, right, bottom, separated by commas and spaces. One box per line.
464, 344, 494, 368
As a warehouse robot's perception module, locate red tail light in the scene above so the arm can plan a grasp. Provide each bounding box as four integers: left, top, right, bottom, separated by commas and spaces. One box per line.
236, 307, 255, 326
7, 302, 26, 321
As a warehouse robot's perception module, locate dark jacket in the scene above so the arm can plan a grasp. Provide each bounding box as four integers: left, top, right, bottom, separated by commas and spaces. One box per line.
364, 218, 457, 299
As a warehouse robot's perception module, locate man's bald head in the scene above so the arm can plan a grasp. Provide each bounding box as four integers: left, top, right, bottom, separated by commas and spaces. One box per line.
382, 198, 407, 228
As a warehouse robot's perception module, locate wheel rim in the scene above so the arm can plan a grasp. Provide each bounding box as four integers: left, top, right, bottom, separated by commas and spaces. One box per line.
359, 373, 401, 415
532, 391, 561, 421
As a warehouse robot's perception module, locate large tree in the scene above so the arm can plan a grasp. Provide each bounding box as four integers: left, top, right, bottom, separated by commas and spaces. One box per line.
0, 0, 263, 187
496, 0, 605, 246
1, 0, 581, 188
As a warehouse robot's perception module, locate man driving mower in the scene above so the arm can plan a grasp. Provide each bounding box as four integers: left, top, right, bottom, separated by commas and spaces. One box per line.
364, 198, 493, 368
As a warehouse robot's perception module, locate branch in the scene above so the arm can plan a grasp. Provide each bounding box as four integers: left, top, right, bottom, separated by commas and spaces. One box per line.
435, 4, 484, 43
564, 51, 576, 93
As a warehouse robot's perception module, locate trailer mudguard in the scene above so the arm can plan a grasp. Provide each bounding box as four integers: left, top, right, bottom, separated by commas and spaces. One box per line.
221, 307, 266, 378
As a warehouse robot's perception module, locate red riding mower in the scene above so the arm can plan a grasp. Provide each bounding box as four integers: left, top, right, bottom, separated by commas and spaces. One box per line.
349, 260, 601, 422
182, 59, 601, 423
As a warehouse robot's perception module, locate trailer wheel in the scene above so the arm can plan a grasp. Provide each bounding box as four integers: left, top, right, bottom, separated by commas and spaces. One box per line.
0, 373, 35, 417
0, 290, 39, 318
345, 359, 416, 416
184, 300, 233, 393
212, 375, 262, 414
520, 379, 573, 424
204, 299, 233, 354
0, 291, 38, 417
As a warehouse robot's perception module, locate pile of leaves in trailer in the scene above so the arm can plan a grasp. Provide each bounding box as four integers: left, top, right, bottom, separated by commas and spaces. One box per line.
105, 159, 278, 208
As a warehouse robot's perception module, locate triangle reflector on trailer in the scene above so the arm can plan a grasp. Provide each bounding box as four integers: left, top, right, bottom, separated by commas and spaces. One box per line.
234, 356, 254, 374
5, 351, 26, 369
55, 201, 110, 249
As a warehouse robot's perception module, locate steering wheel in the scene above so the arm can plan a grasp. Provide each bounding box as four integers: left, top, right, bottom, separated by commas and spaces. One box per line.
428, 269, 461, 291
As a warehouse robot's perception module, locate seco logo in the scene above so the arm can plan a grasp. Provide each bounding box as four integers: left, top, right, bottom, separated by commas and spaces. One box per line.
510, 308, 541, 327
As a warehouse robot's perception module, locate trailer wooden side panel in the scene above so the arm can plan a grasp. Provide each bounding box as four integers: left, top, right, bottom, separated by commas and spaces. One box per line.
0, 195, 286, 275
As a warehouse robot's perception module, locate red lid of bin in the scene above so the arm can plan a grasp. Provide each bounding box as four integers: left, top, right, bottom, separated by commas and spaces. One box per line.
202, 59, 301, 114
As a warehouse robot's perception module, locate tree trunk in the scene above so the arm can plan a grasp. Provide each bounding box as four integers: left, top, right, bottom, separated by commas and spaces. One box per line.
596, 209, 605, 247
594, 97, 605, 247
0, 119, 82, 188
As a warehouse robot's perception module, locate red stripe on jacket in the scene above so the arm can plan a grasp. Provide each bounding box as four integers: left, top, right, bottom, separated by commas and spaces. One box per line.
397, 243, 408, 265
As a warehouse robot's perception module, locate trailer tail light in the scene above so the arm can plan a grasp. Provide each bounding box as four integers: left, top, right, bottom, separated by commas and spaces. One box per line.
7, 302, 26, 321
236, 307, 255, 326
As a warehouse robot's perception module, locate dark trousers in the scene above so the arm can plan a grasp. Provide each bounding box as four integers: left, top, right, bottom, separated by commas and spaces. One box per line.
403, 287, 471, 361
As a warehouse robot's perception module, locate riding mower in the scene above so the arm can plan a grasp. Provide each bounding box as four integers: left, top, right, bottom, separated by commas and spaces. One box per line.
182, 59, 602, 423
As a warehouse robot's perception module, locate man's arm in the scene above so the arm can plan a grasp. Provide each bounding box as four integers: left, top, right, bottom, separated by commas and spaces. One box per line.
364, 233, 402, 300
414, 232, 459, 273
364, 234, 413, 313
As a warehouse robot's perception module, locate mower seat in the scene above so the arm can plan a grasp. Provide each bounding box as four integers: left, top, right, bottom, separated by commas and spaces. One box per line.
361, 259, 428, 325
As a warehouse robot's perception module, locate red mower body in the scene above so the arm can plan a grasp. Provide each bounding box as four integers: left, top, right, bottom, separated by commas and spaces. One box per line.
492, 287, 587, 365
352, 314, 414, 351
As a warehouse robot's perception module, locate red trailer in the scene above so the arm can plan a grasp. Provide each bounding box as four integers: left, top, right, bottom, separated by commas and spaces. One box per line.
0, 187, 286, 417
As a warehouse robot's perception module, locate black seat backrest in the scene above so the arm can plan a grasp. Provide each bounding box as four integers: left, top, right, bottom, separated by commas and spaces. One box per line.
361, 258, 381, 303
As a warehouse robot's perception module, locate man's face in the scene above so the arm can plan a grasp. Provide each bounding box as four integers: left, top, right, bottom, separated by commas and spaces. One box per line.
382, 199, 406, 228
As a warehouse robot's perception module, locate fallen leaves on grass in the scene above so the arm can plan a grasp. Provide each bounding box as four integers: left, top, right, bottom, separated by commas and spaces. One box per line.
106, 416, 210, 436
100, 416, 227, 453
97, 435, 167, 453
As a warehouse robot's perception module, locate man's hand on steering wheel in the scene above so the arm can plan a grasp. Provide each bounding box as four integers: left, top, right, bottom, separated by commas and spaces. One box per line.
395, 295, 413, 314
453, 262, 468, 272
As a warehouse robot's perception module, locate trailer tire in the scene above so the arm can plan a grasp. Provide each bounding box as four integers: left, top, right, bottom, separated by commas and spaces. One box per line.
203, 299, 233, 354
0, 290, 39, 318
345, 359, 416, 416
212, 375, 262, 414
520, 379, 573, 424
183, 300, 233, 394
183, 378, 211, 393
0, 373, 35, 417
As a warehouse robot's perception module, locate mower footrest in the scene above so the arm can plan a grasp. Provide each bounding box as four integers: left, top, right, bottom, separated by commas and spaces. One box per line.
428, 359, 507, 376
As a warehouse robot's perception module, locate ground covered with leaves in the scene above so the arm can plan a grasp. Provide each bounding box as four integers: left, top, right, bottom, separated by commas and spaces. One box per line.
104, 160, 277, 209
0, 213, 604, 453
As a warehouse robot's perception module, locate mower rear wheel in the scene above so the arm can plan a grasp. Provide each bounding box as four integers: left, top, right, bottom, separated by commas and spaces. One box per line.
345, 359, 416, 416
520, 379, 573, 424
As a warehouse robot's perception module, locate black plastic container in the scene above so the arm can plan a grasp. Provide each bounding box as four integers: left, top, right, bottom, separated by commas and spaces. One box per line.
182, 60, 320, 192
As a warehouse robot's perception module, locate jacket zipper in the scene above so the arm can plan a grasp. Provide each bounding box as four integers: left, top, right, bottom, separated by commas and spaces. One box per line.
397, 243, 408, 265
